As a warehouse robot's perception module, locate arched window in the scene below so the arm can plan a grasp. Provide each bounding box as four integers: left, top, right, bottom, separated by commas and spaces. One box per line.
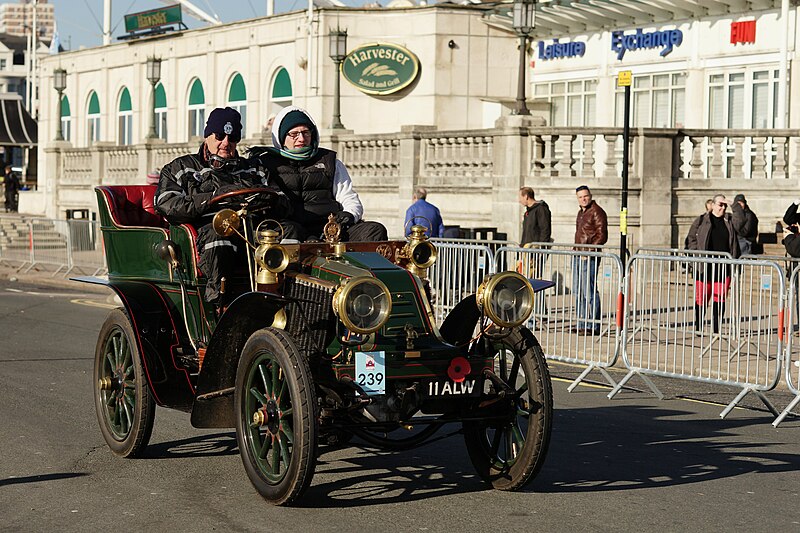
87, 91, 100, 144
117, 87, 133, 145
60, 95, 71, 142
188, 78, 205, 139
155, 82, 167, 140
270, 68, 292, 114
227, 73, 247, 136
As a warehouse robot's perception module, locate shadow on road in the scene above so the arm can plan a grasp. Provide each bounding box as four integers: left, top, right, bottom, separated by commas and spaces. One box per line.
0, 472, 88, 487
142, 432, 238, 459
530, 404, 797, 493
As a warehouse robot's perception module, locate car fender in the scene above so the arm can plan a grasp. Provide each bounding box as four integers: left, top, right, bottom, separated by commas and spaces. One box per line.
191, 291, 288, 428
73, 276, 196, 411
439, 294, 482, 347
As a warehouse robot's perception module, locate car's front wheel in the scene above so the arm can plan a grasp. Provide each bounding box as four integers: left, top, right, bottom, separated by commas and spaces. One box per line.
235, 328, 318, 505
463, 326, 553, 491
93, 308, 155, 458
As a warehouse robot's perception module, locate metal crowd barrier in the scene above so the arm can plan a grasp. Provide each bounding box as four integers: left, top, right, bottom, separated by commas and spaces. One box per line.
614, 253, 784, 419
27, 219, 71, 274
495, 246, 625, 391
429, 241, 495, 323
775, 264, 800, 426
431, 237, 513, 256
0, 214, 33, 267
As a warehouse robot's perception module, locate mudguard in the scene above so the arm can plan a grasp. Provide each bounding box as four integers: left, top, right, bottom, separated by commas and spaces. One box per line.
73, 276, 196, 411
190, 291, 288, 429
439, 295, 481, 347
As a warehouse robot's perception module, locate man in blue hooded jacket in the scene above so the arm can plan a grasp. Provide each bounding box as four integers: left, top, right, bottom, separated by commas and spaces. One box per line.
254, 106, 387, 242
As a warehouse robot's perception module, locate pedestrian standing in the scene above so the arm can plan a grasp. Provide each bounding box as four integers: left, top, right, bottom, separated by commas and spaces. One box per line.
4, 165, 20, 212
518, 186, 551, 246
573, 185, 608, 335
686, 194, 740, 333
731, 193, 758, 256
405, 187, 444, 237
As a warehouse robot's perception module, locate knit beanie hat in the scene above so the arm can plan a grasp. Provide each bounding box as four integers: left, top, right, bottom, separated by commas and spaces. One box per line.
278, 110, 314, 146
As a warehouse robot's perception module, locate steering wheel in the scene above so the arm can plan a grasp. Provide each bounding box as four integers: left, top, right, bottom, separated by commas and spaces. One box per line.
208, 187, 280, 210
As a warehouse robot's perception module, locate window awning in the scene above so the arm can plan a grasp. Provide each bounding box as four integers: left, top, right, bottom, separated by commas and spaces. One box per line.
0, 94, 37, 147
480, 0, 784, 39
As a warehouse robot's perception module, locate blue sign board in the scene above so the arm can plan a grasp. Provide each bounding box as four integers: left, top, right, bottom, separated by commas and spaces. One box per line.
611, 28, 683, 60
538, 39, 586, 61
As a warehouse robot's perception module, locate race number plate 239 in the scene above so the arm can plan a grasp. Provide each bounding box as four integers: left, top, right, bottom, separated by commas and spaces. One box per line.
355, 351, 386, 395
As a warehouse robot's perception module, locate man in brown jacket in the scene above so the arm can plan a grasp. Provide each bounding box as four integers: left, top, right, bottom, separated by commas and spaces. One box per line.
573, 185, 608, 335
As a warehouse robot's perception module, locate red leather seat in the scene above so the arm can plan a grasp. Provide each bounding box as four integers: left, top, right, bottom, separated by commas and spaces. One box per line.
98, 185, 168, 228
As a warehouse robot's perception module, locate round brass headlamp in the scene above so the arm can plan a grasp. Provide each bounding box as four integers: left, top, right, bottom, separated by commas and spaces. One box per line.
409, 240, 437, 269
256, 244, 290, 273
332, 276, 392, 334
476, 272, 534, 328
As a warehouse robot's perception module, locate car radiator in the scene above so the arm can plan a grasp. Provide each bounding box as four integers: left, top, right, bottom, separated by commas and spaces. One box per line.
282, 273, 337, 356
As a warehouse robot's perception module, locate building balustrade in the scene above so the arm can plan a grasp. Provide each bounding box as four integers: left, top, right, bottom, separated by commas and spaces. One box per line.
47, 123, 800, 246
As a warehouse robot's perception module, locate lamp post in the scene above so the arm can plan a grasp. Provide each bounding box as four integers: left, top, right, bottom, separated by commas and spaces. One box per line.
146, 57, 162, 139
329, 28, 348, 130
512, 0, 535, 116
53, 68, 67, 141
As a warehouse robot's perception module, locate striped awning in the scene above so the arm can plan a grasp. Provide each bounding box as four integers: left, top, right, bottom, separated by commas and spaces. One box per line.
481, 0, 785, 39
0, 95, 37, 147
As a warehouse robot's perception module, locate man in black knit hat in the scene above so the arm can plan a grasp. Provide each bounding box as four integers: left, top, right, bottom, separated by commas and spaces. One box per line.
254, 106, 387, 242
155, 107, 288, 309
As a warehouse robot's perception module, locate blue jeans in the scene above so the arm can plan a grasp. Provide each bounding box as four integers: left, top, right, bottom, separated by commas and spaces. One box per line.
572, 256, 601, 333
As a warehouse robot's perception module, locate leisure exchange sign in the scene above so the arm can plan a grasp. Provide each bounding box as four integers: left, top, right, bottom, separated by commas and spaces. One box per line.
342, 43, 420, 96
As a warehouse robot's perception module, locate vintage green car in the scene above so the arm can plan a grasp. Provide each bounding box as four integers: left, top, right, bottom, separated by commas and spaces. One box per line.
75, 184, 554, 505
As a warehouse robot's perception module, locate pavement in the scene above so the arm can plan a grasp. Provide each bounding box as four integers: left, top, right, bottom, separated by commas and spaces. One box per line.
0, 260, 797, 423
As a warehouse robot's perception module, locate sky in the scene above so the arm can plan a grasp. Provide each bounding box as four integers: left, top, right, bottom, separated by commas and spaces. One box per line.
52, 0, 366, 51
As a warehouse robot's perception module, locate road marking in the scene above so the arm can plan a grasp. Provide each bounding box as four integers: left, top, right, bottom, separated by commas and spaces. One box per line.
70, 298, 117, 310
4, 288, 96, 298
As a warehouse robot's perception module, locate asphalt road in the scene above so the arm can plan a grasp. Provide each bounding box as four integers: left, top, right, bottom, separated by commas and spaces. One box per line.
1, 279, 799, 532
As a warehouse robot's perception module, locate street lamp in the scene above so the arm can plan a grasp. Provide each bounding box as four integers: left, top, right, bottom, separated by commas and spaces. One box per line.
328, 27, 348, 130
146, 57, 162, 139
512, 0, 536, 116
53, 68, 67, 141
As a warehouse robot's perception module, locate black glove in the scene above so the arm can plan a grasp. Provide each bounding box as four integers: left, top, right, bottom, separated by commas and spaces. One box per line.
335, 211, 355, 231
191, 192, 215, 216
213, 184, 241, 198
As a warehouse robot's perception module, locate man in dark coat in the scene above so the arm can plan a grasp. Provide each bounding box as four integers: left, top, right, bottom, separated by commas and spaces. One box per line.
518, 186, 551, 246
731, 193, 759, 256
155, 107, 288, 309
686, 194, 740, 333
253, 106, 387, 242
4, 165, 20, 212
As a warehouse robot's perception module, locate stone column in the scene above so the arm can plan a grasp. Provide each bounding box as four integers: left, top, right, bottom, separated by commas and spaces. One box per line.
636, 131, 677, 248
491, 115, 544, 242
397, 125, 434, 226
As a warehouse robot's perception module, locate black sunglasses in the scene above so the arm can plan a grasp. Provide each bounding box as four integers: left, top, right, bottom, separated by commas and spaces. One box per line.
214, 132, 241, 143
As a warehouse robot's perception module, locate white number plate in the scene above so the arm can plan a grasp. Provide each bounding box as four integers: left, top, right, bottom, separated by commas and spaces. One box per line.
425, 379, 478, 397
355, 351, 386, 395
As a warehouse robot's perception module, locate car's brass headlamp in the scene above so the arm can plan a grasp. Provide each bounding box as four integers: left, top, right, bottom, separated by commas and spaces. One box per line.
476, 272, 534, 328
254, 229, 290, 285
332, 276, 392, 334
401, 225, 437, 279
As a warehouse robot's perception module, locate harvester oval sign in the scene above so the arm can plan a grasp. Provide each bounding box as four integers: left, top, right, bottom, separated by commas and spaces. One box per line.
342, 43, 420, 96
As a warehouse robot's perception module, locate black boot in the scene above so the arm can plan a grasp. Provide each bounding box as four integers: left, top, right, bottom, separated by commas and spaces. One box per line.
712, 302, 726, 334
694, 304, 705, 331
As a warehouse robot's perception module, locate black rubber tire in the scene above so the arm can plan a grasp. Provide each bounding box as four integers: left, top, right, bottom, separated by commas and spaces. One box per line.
463, 326, 553, 491
235, 328, 318, 506
93, 308, 155, 458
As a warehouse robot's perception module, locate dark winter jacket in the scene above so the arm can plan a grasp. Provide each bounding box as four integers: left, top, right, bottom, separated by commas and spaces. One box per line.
686, 212, 740, 258
155, 144, 285, 226
731, 202, 759, 243
521, 200, 552, 246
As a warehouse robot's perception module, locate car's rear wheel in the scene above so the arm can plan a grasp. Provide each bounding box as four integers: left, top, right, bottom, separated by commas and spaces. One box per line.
463, 326, 553, 491
93, 308, 155, 458
235, 328, 317, 505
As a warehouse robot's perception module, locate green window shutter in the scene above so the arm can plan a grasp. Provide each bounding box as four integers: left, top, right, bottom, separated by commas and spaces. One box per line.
60, 95, 70, 117
88, 91, 100, 115
118, 87, 132, 112
228, 73, 246, 102
189, 79, 205, 105
155, 83, 167, 108
272, 68, 292, 99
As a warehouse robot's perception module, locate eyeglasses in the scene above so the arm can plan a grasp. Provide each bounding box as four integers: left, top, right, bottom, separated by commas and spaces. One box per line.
214, 132, 241, 143
287, 129, 312, 139
715, 202, 727, 207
